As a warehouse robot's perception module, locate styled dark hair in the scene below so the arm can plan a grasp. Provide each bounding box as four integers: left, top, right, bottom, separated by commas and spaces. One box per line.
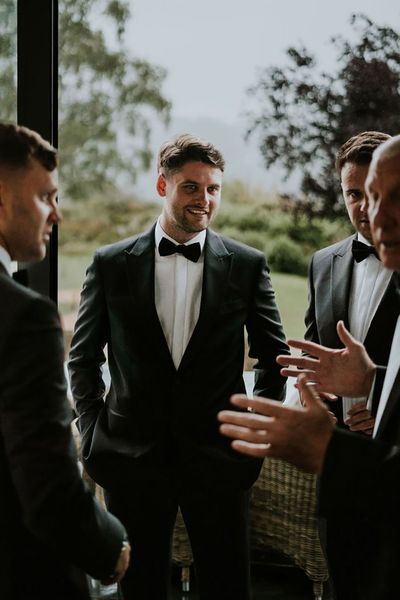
157, 133, 225, 176
335, 131, 391, 174
0, 122, 57, 171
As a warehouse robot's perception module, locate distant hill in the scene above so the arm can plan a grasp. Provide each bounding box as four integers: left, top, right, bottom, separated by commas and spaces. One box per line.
134, 116, 299, 201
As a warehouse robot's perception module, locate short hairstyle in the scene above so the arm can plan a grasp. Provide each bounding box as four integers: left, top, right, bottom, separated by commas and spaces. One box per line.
157, 133, 225, 176
0, 122, 57, 172
335, 131, 391, 174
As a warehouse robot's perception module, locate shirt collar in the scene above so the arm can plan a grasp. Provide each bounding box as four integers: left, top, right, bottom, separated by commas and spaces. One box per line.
0, 245, 13, 275
356, 232, 373, 246
155, 218, 206, 253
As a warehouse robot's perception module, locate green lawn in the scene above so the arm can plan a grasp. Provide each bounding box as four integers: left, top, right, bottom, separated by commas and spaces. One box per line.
270, 272, 308, 341
59, 252, 93, 290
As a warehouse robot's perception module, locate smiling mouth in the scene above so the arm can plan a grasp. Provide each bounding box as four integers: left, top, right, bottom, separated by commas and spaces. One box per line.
187, 208, 208, 215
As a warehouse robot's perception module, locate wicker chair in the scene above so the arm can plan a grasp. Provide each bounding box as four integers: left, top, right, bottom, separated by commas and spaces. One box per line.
171, 458, 329, 599
250, 457, 328, 599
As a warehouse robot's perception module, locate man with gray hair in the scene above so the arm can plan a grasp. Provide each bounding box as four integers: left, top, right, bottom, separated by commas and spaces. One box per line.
219, 134, 400, 600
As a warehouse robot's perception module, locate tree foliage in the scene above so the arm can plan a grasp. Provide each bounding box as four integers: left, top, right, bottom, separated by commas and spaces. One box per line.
246, 14, 400, 216
0, 0, 171, 199
0, 1, 17, 121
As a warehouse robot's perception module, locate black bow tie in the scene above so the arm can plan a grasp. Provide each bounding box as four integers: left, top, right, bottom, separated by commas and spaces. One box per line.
158, 237, 201, 262
352, 239, 380, 263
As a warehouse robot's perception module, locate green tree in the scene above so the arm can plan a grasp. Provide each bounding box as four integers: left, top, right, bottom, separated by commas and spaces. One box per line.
0, 0, 17, 121
0, 0, 171, 199
246, 14, 400, 217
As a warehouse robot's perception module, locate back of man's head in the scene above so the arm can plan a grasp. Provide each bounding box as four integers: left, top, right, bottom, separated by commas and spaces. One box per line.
0, 122, 57, 172
335, 131, 391, 174
157, 133, 225, 177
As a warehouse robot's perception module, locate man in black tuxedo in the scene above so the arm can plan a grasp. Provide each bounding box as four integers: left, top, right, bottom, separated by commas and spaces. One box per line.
304, 131, 398, 432
0, 122, 130, 600
219, 134, 400, 600
69, 134, 288, 599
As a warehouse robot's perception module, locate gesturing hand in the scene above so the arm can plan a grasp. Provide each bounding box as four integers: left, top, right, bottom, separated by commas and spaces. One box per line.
276, 321, 376, 398
218, 374, 335, 474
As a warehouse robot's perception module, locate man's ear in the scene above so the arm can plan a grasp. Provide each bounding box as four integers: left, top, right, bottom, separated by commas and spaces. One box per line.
156, 173, 167, 197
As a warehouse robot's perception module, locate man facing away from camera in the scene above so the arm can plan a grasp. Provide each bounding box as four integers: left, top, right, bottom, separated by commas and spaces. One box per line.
0, 122, 130, 600
69, 133, 289, 599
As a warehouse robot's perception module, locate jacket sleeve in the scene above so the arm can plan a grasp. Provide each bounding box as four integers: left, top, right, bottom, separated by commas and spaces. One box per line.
0, 294, 126, 580
247, 253, 289, 401
68, 252, 108, 437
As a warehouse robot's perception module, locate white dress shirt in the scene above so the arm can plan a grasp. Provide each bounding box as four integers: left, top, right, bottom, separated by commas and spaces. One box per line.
343, 234, 393, 419
373, 316, 400, 437
154, 220, 206, 369
0, 246, 13, 275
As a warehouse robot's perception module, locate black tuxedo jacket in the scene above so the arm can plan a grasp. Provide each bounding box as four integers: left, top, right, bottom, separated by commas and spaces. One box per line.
0, 266, 126, 600
69, 226, 288, 492
305, 234, 399, 423
319, 346, 400, 600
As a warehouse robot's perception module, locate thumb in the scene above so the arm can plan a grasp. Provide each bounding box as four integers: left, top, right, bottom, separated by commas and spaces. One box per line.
297, 373, 319, 409
336, 320, 357, 349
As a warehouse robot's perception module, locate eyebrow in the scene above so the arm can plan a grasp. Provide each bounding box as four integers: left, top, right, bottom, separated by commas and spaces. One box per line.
343, 187, 363, 193
43, 187, 58, 195
181, 179, 220, 188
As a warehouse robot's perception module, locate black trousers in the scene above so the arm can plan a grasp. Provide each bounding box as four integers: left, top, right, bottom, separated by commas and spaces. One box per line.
104, 465, 251, 600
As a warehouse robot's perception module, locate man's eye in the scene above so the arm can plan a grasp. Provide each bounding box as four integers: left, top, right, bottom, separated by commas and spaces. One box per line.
348, 191, 361, 201
208, 186, 219, 194
184, 185, 197, 192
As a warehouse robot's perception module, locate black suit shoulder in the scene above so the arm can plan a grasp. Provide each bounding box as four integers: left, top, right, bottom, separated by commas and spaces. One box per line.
310, 235, 354, 268
213, 231, 266, 261
0, 270, 56, 326
95, 232, 145, 258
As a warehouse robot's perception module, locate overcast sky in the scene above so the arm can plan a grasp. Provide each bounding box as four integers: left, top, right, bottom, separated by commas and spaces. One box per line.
127, 0, 400, 124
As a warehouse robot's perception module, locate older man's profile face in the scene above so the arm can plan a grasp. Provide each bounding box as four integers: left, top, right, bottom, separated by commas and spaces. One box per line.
366, 151, 400, 271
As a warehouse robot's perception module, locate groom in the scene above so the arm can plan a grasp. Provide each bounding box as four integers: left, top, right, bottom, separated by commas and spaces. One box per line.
69, 133, 288, 599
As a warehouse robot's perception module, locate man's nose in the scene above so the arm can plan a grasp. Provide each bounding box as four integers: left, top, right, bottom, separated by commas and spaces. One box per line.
370, 201, 391, 231
196, 188, 210, 204
360, 194, 368, 212
49, 199, 62, 225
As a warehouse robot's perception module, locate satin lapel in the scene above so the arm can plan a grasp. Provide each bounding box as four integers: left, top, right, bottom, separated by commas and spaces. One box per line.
179, 230, 232, 371
331, 236, 354, 329
124, 226, 174, 367
375, 367, 400, 440
364, 273, 400, 355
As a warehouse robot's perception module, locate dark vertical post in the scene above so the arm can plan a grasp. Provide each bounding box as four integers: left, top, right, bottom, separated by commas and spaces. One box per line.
17, 0, 58, 302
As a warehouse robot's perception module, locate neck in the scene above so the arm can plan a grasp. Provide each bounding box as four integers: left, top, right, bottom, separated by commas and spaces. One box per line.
159, 217, 203, 244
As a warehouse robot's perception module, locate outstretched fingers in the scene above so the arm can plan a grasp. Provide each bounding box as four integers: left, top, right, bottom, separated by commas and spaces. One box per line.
297, 374, 320, 409
336, 320, 358, 348
276, 354, 320, 369
229, 394, 288, 417
219, 422, 270, 444
231, 440, 272, 457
